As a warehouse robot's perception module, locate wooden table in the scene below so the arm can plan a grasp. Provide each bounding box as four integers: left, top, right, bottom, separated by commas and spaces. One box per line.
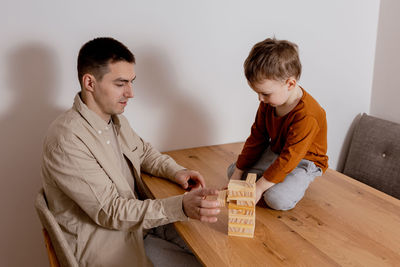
142, 143, 400, 266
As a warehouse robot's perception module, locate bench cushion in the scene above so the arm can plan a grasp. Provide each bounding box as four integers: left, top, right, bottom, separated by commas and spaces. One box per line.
343, 113, 400, 199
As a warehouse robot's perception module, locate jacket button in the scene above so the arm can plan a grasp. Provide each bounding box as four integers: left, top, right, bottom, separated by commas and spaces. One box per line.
382, 153, 386, 158
98, 130, 102, 134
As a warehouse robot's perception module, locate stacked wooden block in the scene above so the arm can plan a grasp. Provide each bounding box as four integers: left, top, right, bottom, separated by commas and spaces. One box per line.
226, 173, 256, 238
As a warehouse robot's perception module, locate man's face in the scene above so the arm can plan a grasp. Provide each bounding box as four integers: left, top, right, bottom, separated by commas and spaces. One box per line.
92, 61, 135, 121
250, 79, 290, 107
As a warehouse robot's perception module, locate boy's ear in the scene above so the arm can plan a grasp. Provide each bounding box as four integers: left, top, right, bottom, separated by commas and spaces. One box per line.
82, 74, 97, 93
286, 77, 297, 90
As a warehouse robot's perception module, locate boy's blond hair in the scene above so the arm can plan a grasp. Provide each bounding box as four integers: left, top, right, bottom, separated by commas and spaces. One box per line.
244, 38, 301, 85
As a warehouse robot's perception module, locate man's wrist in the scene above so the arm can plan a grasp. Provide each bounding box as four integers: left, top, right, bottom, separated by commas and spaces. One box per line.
172, 168, 187, 183
182, 192, 189, 217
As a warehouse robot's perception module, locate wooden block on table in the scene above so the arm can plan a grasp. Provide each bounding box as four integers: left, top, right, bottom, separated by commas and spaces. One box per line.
227, 173, 256, 238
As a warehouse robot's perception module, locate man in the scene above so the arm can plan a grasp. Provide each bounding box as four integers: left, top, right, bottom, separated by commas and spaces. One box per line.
41, 37, 221, 267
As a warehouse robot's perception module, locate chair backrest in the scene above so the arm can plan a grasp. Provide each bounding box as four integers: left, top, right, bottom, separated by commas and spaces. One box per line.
343, 113, 400, 199
35, 189, 78, 267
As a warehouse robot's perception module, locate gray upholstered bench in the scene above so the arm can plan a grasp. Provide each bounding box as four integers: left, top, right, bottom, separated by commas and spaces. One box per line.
343, 113, 400, 199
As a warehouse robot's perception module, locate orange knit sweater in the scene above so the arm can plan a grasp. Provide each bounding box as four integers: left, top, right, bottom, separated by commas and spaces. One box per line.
236, 88, 328, 183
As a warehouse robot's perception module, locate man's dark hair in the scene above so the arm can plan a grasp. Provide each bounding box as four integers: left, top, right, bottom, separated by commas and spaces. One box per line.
77, 37, 135, 86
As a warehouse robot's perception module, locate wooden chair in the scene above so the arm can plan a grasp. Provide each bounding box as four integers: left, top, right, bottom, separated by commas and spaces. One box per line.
343, 113, 400, 199
35, 189, 78, 267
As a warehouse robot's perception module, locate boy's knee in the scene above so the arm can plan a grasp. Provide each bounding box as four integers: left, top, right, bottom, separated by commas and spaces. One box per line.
263, 190, 297, 211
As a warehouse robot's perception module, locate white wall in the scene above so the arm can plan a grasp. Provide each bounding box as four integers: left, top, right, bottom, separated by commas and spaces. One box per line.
0, 1, 380, 266
370, 0, 400, 123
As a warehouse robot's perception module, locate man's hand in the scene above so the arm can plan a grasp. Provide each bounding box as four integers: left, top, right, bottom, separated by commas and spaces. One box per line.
183, 188, 221, 222
175, 169, 205, 190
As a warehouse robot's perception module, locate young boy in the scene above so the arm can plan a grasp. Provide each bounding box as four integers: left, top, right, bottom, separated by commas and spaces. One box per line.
228, 37, 328, 210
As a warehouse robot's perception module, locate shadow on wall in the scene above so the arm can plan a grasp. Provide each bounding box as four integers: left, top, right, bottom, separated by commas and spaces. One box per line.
134, 46, 214, 151
0, 43, 64, 266
336, 113, 362, 172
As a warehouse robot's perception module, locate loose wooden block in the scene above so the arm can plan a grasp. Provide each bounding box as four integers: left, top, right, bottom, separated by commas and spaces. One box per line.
217, 190, 227, 207
205, 190, 227, 207
246, 173, 257, 184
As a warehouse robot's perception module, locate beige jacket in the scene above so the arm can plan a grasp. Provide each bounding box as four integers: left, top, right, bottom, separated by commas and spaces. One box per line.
42, 94, 188, 267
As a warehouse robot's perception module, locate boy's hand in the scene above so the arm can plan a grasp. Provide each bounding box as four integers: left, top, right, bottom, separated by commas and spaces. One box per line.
230, 167, 244, 180
222, 166, 244, 189
175, 169, 205, 190
255, 185, 265, 204
183, 188, 221, 222
255, 177, 275, 204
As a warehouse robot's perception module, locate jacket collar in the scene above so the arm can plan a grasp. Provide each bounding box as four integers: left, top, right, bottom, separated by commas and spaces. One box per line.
73, 93, 121, 135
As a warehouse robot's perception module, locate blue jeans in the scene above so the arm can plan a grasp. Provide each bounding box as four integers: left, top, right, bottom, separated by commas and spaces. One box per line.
227, 147, 322, 210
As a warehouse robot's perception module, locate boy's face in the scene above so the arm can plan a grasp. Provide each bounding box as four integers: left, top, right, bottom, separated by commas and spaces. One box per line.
250, 79, 293, 107
90, 61, 136, 121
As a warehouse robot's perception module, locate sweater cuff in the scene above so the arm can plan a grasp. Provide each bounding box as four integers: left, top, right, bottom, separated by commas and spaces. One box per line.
262, 168, 286, 184
236, 155, 250, 170
163, 194, 189, 222
235, 161, 245, 170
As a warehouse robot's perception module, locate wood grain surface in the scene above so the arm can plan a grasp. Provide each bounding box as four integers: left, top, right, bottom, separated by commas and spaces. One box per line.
142, 142, 400, 267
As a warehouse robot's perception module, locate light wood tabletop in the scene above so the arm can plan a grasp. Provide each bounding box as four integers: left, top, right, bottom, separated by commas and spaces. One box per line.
142, 142, 400, 267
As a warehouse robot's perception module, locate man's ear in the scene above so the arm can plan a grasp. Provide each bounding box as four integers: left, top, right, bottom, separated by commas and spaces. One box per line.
286, 77, 297, 90
82, 74, 96, 93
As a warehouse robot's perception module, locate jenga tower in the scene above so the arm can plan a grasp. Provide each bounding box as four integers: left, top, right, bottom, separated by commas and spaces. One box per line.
227, 173, 256, 238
